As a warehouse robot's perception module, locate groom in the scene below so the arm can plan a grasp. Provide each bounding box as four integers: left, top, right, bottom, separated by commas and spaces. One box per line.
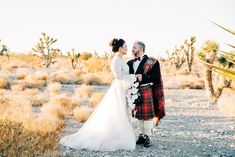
127, 41, 165, 148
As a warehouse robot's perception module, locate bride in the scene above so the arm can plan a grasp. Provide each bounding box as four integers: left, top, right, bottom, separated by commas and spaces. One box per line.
60, 38, 142, 151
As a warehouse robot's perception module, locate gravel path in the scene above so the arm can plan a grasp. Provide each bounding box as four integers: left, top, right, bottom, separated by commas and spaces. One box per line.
59, 89, 235, 157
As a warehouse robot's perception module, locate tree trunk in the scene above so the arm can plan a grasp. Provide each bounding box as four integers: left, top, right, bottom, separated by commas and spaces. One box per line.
204, 64, 216, 101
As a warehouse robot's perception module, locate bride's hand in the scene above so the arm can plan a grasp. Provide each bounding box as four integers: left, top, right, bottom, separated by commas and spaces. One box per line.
135, 74, 142, 82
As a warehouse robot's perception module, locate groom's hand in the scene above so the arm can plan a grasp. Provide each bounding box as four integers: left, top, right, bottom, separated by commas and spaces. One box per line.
153, 117, 159, 126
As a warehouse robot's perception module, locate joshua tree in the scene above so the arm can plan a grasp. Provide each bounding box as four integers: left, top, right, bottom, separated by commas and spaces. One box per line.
0, 40, 10, 60
32, 33, 60, 68
198, 40, 219, 100
166, 36, 196, 71
182, 36, 196, 72
67, 48, 80, 69
198, 37, 235, 101
167, 46, 185, 69
165, 51, 173, 66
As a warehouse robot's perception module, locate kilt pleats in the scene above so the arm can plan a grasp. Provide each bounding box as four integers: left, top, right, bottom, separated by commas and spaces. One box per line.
132, 85, 155, 120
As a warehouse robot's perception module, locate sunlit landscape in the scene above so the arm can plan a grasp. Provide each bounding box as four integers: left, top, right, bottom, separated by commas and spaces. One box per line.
0, 0, 235, 156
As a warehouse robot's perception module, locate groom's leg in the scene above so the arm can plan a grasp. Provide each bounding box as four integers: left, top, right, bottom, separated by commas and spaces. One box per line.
143, 119, 153, 136
138, 120, 144, 134
142, 119, 153, 147
136, 120, 145, 145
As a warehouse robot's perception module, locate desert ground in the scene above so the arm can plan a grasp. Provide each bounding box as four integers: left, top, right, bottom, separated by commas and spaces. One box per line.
59, 87, 235, 157
0, 53, 234, 156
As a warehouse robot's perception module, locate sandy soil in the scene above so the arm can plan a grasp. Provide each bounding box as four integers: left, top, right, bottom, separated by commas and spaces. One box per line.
59, 88, 235, 157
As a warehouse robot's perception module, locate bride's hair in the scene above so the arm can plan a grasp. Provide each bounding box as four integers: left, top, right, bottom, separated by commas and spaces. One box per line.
109, 38, 125, 53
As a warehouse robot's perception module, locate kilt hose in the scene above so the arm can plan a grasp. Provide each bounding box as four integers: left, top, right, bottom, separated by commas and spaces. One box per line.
132, 84, 155, 120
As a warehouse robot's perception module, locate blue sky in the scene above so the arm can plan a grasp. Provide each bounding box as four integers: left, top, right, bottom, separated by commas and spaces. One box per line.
0, 0, 235, 57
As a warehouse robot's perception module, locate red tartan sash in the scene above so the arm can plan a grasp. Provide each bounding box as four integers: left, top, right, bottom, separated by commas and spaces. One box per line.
142, 57, 165, 120
143, 58, 157, 75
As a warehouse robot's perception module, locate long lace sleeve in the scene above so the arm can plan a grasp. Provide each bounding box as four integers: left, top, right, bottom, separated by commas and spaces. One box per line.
111, 57, 136, 90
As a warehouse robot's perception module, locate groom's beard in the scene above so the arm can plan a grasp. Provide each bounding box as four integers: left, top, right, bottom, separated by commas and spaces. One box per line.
132, 51, 140, 58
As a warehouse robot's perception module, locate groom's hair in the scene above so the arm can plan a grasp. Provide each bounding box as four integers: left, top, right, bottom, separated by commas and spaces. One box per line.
135, 41, 145, 53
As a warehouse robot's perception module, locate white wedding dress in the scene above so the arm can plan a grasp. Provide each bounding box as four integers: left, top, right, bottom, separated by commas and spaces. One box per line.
60, 54, 136, 151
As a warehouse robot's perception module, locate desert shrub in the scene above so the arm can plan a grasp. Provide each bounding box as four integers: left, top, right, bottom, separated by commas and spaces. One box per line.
74, 84, 94, 98
89, 92, 105, 107
0, 76, 10, 89
1, 64, 17, 72
0, 91, 65, 156
53, 72, 81, 84
0, 119, 64, 157
81, 72, 113, 85
79, 52, 92, 60
22, 88, 49, 106
10, 83, 25, 91
73, 106, 93, 122
85, 57, 104, 72
164, 75, 205, 89
16, 70, 27, 80
41, 94, 80, 119
47, 82, 61, 95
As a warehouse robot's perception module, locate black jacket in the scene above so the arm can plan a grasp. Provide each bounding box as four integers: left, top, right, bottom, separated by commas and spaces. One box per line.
127, 55, 162, 86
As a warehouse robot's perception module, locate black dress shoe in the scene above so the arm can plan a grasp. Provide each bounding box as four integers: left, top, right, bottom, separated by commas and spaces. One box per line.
142, 135, 152, 148
136, 134, 145, 145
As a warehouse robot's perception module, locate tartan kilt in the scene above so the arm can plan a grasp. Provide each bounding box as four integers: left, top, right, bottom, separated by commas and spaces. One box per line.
132, 85, 155, 120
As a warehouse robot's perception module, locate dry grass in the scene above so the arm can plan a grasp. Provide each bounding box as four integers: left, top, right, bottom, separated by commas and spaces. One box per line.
0, 78, 65, 156
41, 150, 60, 157
16, 69, 27, 80
81, 73, 103, 85
2, 54, 44, 68
47, 82, 61, 95
161, 60, 205, 89
89, 92, 105, 107
41, 102, 67, 119
34, 71, 48, 81
71, 95, 83, 107
164, 75, 205, 89
175, 69, 191, 75
21, 88, 49, 106
80, 72, 113, 85
41, 94, 81, 119
0, 76, 10, 89
11, 83, 25, 91
85, 57, 106, 72
1, 54, 206, 89
72, 67, 83, 77
53, 72, 81, 84
74, 84, 94, 98
0, 90, 64, 130
0, 119, 64, 157
97, 71, 114, 84
31, 92, 49, 106
10, 87, 49, 107
49, 94, 77, 109
1, 64, 17, 72
23, 74, 47, 88
0, 92, 33, 122
73, 106, 93, 122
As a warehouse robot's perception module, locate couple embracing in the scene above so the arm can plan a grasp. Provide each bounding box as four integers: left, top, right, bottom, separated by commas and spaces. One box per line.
60, 38, 165, 151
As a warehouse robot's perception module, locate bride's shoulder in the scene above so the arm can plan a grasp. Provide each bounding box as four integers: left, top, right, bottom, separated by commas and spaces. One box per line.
112, 55, 122, 63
